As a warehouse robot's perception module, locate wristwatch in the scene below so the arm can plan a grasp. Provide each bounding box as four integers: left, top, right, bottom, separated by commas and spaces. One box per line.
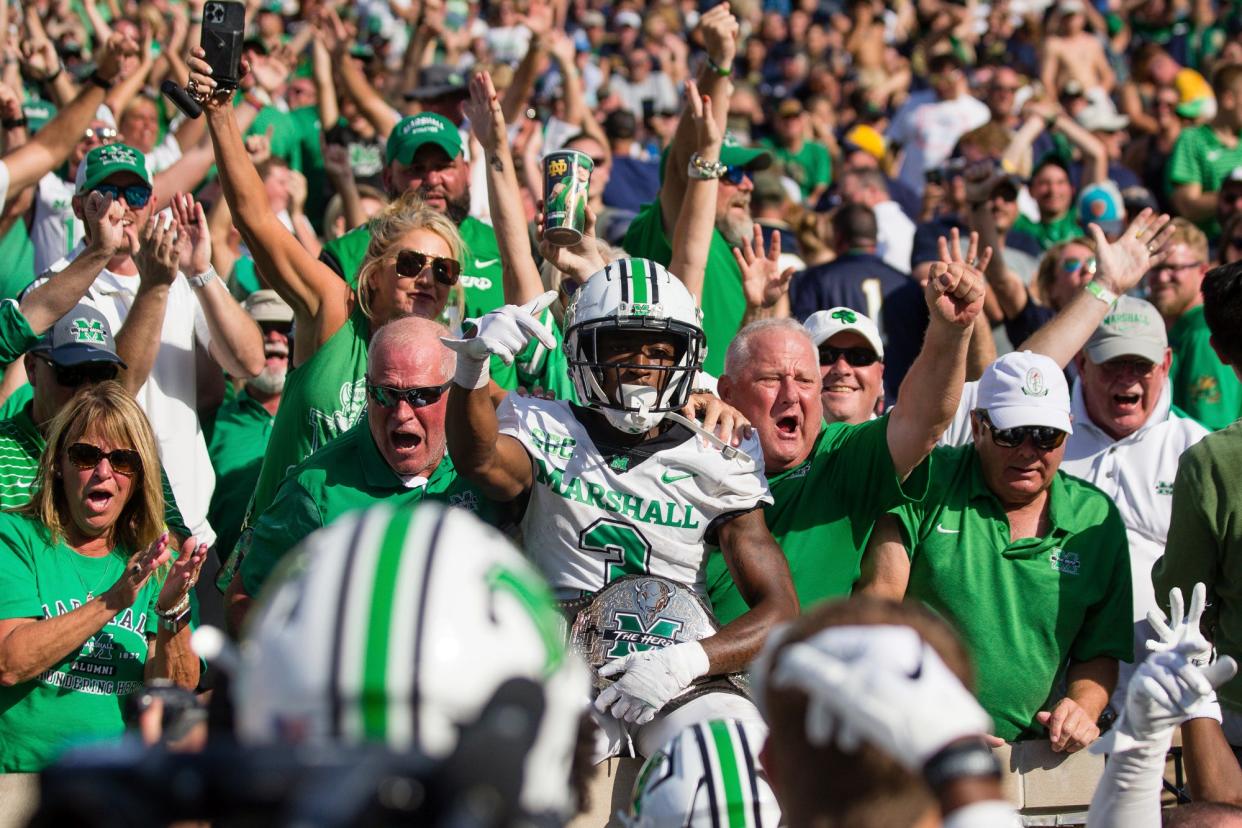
188, 266, 218, 289
687, 152, 726, 180
1085, 279, 1118, 307
156, 593, 192, 631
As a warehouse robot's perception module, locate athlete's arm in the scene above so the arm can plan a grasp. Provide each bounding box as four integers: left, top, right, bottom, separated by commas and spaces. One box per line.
708, 509, 798, 674
446, 386, 534, 501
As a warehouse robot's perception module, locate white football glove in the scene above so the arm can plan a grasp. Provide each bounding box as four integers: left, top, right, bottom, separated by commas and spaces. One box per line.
761, 625, 993, 771
440, 291, 558, 388
594, 641, 709, 725
1147, 582, 1213, 665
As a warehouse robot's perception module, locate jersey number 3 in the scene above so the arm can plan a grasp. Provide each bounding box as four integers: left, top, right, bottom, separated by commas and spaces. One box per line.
579, 518, 652, 584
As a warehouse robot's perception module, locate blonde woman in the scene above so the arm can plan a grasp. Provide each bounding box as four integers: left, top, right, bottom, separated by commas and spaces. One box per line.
186, 49, 465, 577
0, 382, 206, 772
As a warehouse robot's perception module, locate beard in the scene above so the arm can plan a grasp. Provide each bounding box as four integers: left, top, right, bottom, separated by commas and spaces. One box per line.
421, 184, 472, 226
716, 209, 754, 248
247, 365, 287, 396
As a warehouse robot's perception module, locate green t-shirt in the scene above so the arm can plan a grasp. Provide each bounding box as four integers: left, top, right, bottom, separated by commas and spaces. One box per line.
516, 309, 575, 401
207, 389, 275, 565
0, 512, 166, 771
224, 304, 372, 590
0, 220, 35, 302
706, 416, 929, 623
623, 201, 745, 377
1012, 211, 1084, 252
892, 445, 1133, 741
760, 138, 832, 200
1167, 124, 1242, 237
246, 106, 304, 172
1152, 419, 1242, 713
1169, 304, 1242, 430
239, 419, 502, 595
288, 106, 327, 232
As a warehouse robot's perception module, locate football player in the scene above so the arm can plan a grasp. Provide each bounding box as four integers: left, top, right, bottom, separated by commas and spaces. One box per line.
444, 258, 798, 760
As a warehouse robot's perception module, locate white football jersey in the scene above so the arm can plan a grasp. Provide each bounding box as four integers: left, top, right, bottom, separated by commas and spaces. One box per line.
498, 395, 772, 598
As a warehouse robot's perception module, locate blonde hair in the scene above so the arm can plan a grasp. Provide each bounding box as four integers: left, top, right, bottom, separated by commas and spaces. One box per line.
20, 382, 164, 553
1167, 217, 1209, 262
354, 191, 465, 322
1034, 236, 1097, 309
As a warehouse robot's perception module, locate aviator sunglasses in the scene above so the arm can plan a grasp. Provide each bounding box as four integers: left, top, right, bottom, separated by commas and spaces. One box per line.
394, 249, 462, 286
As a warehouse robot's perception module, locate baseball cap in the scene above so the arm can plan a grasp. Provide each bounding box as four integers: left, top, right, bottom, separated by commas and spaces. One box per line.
719, 131, 772, 172
777, 99, 804, 118
29, 304, 127, 368
1076, 97, 1129, 133
403, 65, 468, 102
75, 143, 150, 195
842, 124, 886, 161
976, 351, 1072, 433
243, 289, 294, 325
1084, 296, 1167, 365
386, 113, 463, 165
1077, 181, 1125, 237
580, 9, 605, 27
615, 10, 642, 28
1057, 0, 1086, 14
804, 307, 884, 359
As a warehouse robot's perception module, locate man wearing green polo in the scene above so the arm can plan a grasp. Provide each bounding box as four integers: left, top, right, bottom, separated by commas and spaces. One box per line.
226, 316, 501, 633
868, 352, 1132, 750
706, 249, 988, 621
319, 113, 504, 325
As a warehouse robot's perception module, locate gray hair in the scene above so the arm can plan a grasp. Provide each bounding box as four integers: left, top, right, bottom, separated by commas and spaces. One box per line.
367, 315, 456, 382
724, 317, 815, 377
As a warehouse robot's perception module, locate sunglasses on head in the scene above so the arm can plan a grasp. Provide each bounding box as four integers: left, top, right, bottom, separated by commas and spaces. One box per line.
394, 249, 461, 286
38, 355, 119, 388
977, 411, 1067, 451
66, 442, 142, 476
366, 379, 451, 409
1061, 257, 1096, 274
83, 126, 118, 142
91, 183, 152, 209
818, 345, 880, 367
723, 165, 750, 186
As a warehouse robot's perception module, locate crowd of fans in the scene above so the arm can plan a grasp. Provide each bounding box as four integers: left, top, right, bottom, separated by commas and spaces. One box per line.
0, 0, 1239, 824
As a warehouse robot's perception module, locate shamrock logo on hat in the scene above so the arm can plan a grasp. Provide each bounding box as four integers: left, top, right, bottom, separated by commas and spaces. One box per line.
70, 317, 107, 344
831, 309, 858, 324
1022, 367, 1049, 397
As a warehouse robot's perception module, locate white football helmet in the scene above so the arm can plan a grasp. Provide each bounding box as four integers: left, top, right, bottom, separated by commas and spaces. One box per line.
564, 258, 706, 434
626, 719, 782, 828
234, 502, 590, 819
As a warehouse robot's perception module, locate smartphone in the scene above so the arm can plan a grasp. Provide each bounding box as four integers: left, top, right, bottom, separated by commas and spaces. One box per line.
201, 0, 246, 90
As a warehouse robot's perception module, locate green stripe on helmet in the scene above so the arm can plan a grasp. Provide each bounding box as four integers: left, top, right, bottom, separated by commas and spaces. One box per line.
360, 508, 412, 740
632, 259, 650, 304
485, 563, 566, 675
709, 720, 748, 828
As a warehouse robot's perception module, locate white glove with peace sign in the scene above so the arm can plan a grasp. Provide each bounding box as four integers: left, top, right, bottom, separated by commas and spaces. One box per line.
441, 291, 559, 389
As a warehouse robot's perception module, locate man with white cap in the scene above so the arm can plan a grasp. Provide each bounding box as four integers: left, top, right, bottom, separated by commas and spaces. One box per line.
863, 351, 1133, 752
803, 307, 885, 424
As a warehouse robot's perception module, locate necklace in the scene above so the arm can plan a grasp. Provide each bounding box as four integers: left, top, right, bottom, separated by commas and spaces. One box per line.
71, 552, 117, 602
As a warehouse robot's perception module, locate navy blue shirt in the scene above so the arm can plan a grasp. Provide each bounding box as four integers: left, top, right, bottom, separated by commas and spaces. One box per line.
602, 156, 661, 213
790, 251, 910, 322
879, 278, 929, 406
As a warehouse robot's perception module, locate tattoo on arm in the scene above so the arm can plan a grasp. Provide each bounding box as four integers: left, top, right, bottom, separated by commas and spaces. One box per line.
489, 154, 505, 173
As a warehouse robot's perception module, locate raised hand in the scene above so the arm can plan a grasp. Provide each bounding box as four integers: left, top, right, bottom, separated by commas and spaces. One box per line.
94, 30, 142, 84
0, 83, 24, 123
734, 222, 794, 311
517, 0, 554, 41
441, 292, 559, 388
244, 126, 274, 165
156, 536, 208, 614
925, 227, 989, 327
186, 46, 250, 110
322, 141, 353, 181
1147, 582, 1213, 665
171, 192, 212, 277
83, 190, 127, 257
684, 78, 720, 155
19, 37, 61, 81
105, 532, 172, 610
696, 2, 739, 69
1089, 208, 1174, 295
464, 70, 506, 154
134, 214, 183, 288
538, 205, 607, 284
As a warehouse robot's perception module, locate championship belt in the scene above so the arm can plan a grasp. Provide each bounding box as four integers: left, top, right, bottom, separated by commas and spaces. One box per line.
562, 575, 749, 703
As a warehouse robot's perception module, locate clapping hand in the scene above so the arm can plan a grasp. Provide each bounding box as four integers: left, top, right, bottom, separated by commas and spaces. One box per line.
156, 537, 208, 615
105, 533, 172, 610
134, 213, 184, 288
171, 193, 212, 278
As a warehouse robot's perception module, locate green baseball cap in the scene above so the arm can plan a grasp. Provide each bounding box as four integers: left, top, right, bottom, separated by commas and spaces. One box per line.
386, 113, 462, 166
75, 143, 150, 195
719, 130, 772, 171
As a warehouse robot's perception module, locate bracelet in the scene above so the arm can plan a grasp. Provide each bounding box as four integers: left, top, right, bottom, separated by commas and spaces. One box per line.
706, 56, 732, 77
190, 14, 203, 23
155, 591, 191, 620
87, 71, 115, 90
2, 117, 27, 130
45, 64, 63, 83
189, 265, 218, 289
923, 738, 1001, 792
687, 152, 725, 180
1085, 279, 1117, 307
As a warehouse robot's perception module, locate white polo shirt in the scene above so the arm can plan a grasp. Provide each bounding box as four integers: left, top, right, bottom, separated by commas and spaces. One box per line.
41, 247, 217, 546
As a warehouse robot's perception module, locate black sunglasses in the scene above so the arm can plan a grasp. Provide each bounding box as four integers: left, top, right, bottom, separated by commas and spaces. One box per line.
92, 183, 152, 208
723, 165, 750, 186
977, 411, 1067, 451
818, 345, 880, 367
394, 249, 461, 286
66, 442, 142, 476
366, 379, 451, 409
38, 355, 119, 388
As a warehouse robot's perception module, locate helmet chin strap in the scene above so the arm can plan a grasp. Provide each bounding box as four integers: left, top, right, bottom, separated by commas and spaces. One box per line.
601, 383, 665, 434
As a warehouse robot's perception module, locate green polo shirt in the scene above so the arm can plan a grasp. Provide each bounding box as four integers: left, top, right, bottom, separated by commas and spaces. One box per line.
760, 138, 832, 200
207, 389, 275, 563
1169, 305, 1242, 430
892, 445, 1133, 742
1011, 211, 1084, 252
623, 200, 745, 377
239, 419, 501, 596
1168, 124, 1242, 237
706, 416, 930, 623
